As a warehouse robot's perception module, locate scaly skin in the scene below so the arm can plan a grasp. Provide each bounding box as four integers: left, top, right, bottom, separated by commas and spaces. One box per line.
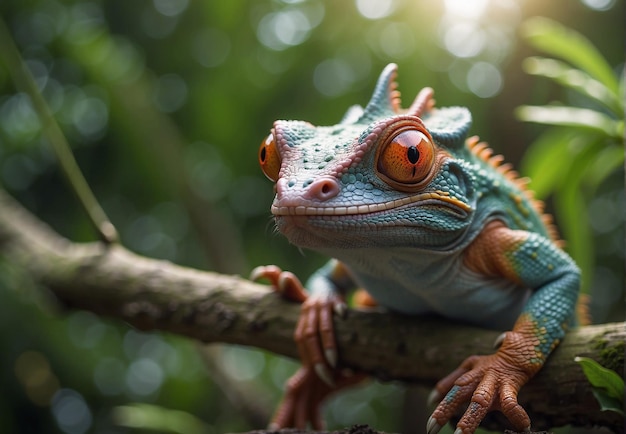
253, 64, 581, 433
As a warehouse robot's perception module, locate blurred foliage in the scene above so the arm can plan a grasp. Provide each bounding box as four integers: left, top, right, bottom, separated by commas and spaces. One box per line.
516, 16, 624, 317
0, 1, 623, 434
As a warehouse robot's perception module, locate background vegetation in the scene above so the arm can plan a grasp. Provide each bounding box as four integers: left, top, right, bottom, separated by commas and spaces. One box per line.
0, 0, 623, 433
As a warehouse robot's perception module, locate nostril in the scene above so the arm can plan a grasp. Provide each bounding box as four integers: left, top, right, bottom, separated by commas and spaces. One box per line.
306, 177, 340, 201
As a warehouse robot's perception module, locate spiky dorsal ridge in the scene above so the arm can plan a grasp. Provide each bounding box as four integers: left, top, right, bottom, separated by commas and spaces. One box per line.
465, 136, 563, 247
388, 69, 402, 113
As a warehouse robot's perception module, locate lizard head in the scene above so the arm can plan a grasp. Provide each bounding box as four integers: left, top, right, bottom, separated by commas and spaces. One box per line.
258, 64, 477, 251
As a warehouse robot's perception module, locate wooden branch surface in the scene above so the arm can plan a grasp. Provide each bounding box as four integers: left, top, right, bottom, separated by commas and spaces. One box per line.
0, 189, 623, 432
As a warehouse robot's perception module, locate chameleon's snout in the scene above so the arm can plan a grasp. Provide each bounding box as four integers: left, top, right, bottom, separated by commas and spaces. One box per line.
302, 177, 340, 202
272, 176, 341, 215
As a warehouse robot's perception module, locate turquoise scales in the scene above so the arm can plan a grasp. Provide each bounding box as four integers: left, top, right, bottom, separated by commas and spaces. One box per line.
253, 63, 581, 433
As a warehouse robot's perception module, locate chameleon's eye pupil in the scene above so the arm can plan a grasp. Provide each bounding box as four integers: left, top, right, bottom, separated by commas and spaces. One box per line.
407, 146, 419, 164
376, 129, 435, 187
259, 133, 281, 182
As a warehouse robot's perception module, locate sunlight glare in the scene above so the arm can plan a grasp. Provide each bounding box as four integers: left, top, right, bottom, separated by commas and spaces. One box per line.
444, 0, 489, 19
443, 22, 485, 58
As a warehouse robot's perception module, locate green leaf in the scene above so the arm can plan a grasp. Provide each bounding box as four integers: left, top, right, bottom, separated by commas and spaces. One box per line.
591, 388, 624, 416
575, 356, 625, 402
516, 105, 623, 140
522, 17, 619, 93
584, 145, 625, 190
522, 56, 623, 117
553, 136, 606, 294
519, 128, 576, 199
555, 184, 593, 293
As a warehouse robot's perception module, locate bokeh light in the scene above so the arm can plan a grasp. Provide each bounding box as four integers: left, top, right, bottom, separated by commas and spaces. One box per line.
377, 22, 415, 59
466, 61, 503, 98
257, 10, 313, 51
581, 0, 616, 10
153, 0, 189, 17
126, 358, 165, 397
356, 0, 396, 19
191, 27, 231, 68
152, 73, 188, 113
67, 311, 107, 349
14, 351, 60, 407
444, 0, 489, 18
51, 389, 92, 434
219, 346, 266, 382
313, 58, 355, 97
442, 22, 486, 58
93, 358, 126, 396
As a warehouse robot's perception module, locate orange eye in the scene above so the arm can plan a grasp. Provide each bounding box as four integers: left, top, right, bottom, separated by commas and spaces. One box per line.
258, 133, 281, 181
377, 129, 435, 186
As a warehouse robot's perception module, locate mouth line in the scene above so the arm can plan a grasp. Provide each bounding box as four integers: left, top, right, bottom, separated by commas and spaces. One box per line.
271, 190, 471, 217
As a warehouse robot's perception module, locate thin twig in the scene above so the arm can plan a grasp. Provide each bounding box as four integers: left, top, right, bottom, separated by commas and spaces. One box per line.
0, 17, 118, 244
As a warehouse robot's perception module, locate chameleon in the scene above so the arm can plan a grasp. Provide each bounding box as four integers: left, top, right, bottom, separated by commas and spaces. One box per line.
251, 63, 581, 434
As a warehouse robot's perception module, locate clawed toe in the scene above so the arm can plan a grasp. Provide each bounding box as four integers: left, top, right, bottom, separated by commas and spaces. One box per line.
251, 265, 308, 302
250, 265, 282, 285
426, 415, 444, 434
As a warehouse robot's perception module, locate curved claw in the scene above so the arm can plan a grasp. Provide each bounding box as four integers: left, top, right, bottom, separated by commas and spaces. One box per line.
426, 415, 444, 434
493, 332, 507, 349
250, 264, 281, 282
314, 363, 335, 387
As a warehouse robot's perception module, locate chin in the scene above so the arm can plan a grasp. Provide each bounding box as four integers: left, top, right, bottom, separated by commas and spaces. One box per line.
275, 215, 408, 251
274, 215, 335, 249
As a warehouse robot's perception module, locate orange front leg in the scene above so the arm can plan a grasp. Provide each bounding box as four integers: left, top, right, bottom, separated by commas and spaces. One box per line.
427, 221, 579, 433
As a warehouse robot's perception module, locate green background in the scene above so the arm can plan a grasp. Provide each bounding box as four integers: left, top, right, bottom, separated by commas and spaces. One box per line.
0, 0, 623, 433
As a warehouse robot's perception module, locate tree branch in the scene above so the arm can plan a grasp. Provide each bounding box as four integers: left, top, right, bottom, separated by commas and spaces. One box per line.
0, 189, 623, 432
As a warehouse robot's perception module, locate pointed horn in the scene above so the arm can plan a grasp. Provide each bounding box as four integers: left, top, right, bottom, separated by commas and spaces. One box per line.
355, 63, 401, 124
408, 87, 435, 117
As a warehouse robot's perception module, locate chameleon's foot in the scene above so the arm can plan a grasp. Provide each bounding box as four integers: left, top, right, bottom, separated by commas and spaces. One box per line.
426, 332, 538, 434
253, 265, 360, 428
252, 264, 347, 377
270, 365, 366, 429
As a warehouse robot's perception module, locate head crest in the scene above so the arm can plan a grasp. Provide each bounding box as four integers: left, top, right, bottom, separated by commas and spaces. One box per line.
344, 64, 472, 149
422, 107, 472, 150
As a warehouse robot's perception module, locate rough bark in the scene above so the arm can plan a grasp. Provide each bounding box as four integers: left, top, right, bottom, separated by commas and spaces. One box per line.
0, 189, 623, 432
